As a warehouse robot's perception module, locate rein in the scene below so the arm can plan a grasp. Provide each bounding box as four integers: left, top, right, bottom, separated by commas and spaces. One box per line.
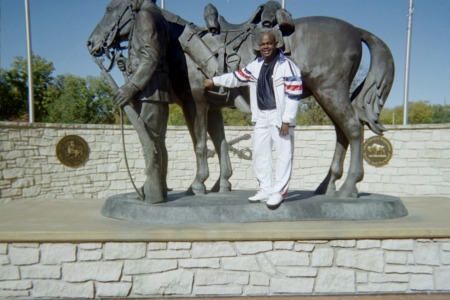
101, 0, 136, 71
119, 108, 144, 201
93, 57, 144, 201
103, 1, 144, 200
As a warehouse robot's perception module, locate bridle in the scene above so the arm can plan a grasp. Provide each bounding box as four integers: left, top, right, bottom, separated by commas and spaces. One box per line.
101, 0, 136, 71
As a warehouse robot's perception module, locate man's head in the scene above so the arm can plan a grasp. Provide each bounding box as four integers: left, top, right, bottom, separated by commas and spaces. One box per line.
259, 31, 278, 63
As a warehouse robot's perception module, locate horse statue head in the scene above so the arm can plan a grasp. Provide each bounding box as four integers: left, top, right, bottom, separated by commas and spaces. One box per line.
87, 0, 137, 58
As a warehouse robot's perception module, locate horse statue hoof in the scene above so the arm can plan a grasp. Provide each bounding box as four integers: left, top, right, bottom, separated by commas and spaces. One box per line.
335, 188, 359, 199
187, 184, 207, 195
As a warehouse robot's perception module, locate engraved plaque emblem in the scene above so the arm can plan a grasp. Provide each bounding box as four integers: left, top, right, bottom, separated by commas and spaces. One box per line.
363, 136, 393, 167
56, 135, 89, 167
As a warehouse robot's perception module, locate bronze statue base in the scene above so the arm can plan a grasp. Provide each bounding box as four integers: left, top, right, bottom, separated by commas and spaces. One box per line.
101, 190, 408, 225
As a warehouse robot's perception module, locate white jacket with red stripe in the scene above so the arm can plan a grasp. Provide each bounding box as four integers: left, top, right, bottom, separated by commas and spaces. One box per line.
212, 51, 302, 127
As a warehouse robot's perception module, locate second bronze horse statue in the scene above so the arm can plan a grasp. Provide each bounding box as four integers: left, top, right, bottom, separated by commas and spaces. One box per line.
87, 0, 394, 199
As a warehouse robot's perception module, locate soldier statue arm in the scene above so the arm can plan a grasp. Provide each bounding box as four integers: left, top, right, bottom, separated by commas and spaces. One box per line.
113, 8, 166, 107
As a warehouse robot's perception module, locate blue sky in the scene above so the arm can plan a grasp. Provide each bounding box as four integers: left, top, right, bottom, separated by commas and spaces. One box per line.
1, 0, 449, 109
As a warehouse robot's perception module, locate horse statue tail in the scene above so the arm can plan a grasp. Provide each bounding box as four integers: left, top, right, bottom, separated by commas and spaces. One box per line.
351, 28, 395, 135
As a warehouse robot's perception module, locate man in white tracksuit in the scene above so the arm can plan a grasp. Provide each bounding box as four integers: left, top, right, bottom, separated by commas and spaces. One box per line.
204, 31, 302, 209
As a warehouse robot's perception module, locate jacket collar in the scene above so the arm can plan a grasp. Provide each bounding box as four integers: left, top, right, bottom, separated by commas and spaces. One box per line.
257, 49, 286, 63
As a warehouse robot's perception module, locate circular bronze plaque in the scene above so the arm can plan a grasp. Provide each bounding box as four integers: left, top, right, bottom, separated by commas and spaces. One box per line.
363, 136, 393, 167
56, 135, 89, 167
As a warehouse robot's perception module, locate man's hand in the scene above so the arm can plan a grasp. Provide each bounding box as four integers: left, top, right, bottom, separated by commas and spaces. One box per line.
112, 83, 140, 107
279, 122, 290, 136
116, 55, 127, 72
203, 79, 214, 90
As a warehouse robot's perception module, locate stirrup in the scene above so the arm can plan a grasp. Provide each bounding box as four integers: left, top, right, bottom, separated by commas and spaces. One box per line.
205, 89, 229, 104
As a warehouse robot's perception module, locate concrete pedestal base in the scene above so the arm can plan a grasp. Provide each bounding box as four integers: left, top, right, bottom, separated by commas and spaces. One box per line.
1, 197, 450, 298
101, 190, 408, 224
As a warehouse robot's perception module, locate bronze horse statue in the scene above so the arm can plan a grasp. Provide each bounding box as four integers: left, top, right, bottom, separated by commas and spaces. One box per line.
87, 0, 394, 199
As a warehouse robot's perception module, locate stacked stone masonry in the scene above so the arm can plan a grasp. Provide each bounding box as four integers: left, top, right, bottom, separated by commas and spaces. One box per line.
1, 122, 449, 203
0, 240, 450, 298
1, 122, 450, 298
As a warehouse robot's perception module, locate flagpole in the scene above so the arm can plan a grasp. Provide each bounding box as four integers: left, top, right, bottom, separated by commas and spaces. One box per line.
281, 0, 286, 9
25, 0, 35, 123
160, 0, 165, 10
403, 0, 414, 125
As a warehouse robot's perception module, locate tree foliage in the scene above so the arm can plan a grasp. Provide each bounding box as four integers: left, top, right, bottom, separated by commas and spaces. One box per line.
168, 104, 186, 126
43, 74, 116, 124
0, 55, 54, 121
1, 56, 449, 126
380, 101, 450, 125
379, 106, 404, 125
408, 101, 434, 124
296, 96, 332, 126
221, 107, 252, 126
432, 104, 450, 124
1, 56, 115, 124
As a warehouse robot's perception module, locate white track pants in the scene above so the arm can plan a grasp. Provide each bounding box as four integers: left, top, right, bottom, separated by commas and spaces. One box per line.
253, 109, 294, 196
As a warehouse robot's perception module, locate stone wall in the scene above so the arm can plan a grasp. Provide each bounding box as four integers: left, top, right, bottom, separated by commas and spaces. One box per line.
1, 239, 449, 298
1, 122, 449, 203
1, 123, 450, 298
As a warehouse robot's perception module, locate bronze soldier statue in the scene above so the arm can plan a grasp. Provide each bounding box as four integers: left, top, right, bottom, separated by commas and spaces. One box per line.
112, 0, 174, 203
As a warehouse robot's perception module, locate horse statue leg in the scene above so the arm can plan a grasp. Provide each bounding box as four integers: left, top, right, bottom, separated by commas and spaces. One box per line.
181, 101, 209, 195
315, 120, 349, 196
183, 96, 233, 195
326, 27, 394, 198
181, 46, 234, 194
186, 91, 210, 195
207, 107, 232, 192
314, 88, 363, 199
335, 122, 364, 198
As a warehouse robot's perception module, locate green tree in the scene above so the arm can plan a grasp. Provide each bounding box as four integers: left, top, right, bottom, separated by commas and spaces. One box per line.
408, 101, 434, 124
380, 106, 404, 125
222, 107, 252, 126
85, 76, 116, 124
0, 55, 55, 121
380, 101, 449, 125
168, 104, 186, 126
432, 104, 450, 123
297, 96, 332, 126
43, 74, 115, 124
0, 68, 25, 121
167, 105, 251, 126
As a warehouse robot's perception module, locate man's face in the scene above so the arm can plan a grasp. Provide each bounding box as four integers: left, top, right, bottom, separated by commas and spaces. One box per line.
259, 33, 277, 62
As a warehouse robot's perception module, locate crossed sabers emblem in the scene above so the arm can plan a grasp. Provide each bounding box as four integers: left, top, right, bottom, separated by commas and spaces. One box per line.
207, 134, 252, 160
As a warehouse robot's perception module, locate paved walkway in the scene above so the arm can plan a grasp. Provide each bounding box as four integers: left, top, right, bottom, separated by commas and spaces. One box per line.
0, 195, 449, 242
